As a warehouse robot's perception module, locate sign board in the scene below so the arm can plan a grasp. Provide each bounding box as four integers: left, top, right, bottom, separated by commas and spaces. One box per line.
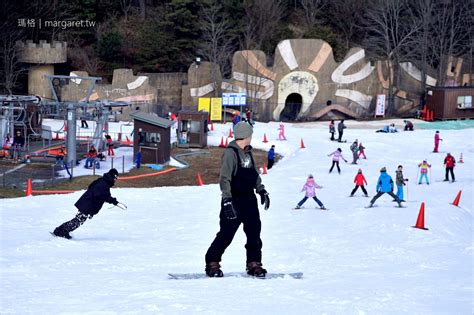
210, 98, 222, 121
222, 93, 246, 106
375, 94, 386, 117
198, 98, 211, 113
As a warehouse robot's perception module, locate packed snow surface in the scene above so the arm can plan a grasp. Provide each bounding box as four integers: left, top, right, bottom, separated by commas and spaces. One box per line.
1, 119, 472, 314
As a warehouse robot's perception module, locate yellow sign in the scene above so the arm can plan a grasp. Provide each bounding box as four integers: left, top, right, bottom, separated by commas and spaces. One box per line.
198, 98, 210, 113
210, 98, 222, 121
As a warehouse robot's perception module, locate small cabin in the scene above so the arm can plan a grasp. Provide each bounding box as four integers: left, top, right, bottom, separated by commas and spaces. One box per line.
130, 111, 174, 164
426, 87, 474, 120
177, 110, 208, 148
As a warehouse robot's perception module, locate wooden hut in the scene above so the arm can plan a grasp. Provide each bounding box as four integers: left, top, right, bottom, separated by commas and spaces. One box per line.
130, 111, 174, 164
426, 87, 474, 120
177, 110, 208, 148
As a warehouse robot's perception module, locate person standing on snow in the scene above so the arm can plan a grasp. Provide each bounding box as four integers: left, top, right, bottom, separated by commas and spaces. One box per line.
328, 148, 347, 174
329, 120, 336, 141
337, 119, 346, 142
368, 167, 403, 207
418, 160, 431, 184
443, 153, 456, 182
52, 169, 121, 239
295, 174, 326, 210
267, 145, 275, 169
433, 131, 442, 153
358, 142, 367, 159
350, 168, 368, 197
205, 122, 270, 278
350, 140, 359, 164
278, 122, 286, 140
395, 165, 408, 202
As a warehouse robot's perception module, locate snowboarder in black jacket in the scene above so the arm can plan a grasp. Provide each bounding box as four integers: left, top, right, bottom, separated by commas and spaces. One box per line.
53, 169, 120, 239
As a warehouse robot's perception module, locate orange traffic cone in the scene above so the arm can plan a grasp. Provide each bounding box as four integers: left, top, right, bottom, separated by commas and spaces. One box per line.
26, 178, 32, 197
210, 122, 214, 131
451, 190, 462, 207
412, 202, 428, 230
55, 132, 59, 140
224, 137, 228, 147
459, 153, 463, 163
263, 133, 268, 143
300, 138, 305, 149
219, 136, 225, 148
228, 128, 233, 138
262, 163, 267, 174
197, 173, 204, 186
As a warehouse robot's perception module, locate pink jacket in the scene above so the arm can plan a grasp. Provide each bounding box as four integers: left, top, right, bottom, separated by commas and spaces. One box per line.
329, 150, 345, 162
301, 178, 321, 197
434, 133, 440, 144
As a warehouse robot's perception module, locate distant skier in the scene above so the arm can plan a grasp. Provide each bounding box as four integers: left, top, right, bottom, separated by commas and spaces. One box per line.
350, 140, 359, 164
328, 148, 347, 174
358, 142, 367, 159
443, 153, 456, 182
337, 119, 346, 142
433, 131, 442, 153
106, 134, 114, 156
350, 168, 368, 197
329, 120, 335, 141
278, 122, 286, 140
267, 145, 275, 169
368, 167, 403, 208
205, 122, 270, 278
418, 160, 431, 185
52, 169, 121, 239
403, 120, 414, 131
295, 174, 326, 210
395, 165, 408, 202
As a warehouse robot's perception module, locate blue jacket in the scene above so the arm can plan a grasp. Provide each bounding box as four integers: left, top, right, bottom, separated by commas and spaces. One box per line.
268, 148, 275, 160
376, 172, 394, 192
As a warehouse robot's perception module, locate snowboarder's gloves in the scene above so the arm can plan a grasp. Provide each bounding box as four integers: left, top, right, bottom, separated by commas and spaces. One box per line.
222, 198, 237, 219
258, 189, 270, 210
112, 198, 118, 206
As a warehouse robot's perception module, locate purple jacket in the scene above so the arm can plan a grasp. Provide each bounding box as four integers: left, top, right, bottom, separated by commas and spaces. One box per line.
301, 178, 321, 197
329, 150, 345, 162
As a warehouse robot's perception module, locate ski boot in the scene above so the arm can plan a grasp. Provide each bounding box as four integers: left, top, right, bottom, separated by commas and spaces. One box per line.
205, 262, 223, 277
295, 205, 301, 209
53, 226, 72, 239
246, 261, 267, 278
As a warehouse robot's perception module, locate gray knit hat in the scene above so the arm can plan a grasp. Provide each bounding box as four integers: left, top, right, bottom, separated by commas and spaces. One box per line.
234, 122, 253, 139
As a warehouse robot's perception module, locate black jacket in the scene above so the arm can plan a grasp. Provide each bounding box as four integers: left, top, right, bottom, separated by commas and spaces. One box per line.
74, 173, 117, 215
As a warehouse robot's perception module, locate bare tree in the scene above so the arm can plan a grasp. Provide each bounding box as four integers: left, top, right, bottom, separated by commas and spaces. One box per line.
298, 0, 326, 32
0, 33, 26, 94
120, 0, 133, 20
199, 2, 236, 92
363, 0, 421, 115
326, 0, 366, 50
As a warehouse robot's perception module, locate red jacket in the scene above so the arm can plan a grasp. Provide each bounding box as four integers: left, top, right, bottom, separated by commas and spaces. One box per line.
444, 155, 455, 168
354, 173, 367, 186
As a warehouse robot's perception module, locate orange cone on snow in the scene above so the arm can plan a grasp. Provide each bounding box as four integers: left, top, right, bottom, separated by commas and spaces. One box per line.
210, 122, 214, 131
228, 128, 233, 138
219, 136, 225, 148
224, 137, 229, 147
263, 133, 268, 143
262, 163, 267, 174
451, 190, 462, 207
459, 153, 463, 163
26, 178, 32, 197
55, 132, 59, 140
197, 173, 204, 186
412, 202, 428, 230
300, 138, 305, 149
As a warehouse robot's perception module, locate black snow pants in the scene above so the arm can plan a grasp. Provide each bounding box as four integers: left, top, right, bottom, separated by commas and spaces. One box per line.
56, 212, 89, 233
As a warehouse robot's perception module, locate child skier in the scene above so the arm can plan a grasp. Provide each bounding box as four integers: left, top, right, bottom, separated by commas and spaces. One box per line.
329, 120, 335, 141
328, 148, 347, 174
106, 134, 114, 156
368, 167, 403, 208
278, 122, 286, 140
433, 131, 442, 153
418, 160, 431, 185
295, 174, 326, 209
350, 169, 368, 197
358, 142, 366, 159
350, 140, 359, 164
395, 165, 408, 202
443, 153, 456, 182
267, 145, 275, 169
52, 169, 121, 239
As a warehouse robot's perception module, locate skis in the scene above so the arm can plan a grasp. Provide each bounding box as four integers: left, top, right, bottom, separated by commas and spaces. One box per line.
365, 204, 407, 208
168, 272, 303, 280
292, 207, 329, 210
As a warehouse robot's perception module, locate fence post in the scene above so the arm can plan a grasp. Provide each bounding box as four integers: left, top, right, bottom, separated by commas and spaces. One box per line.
51, 165, 55, 184
111, 156, 114, 169
93, 160, 95, 176
122, 155, 125, 174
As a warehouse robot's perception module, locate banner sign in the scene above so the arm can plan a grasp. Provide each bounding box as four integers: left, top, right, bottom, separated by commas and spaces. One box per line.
375, 94, 386, 117
210, 98, 222, 121
198, 98, 211, 113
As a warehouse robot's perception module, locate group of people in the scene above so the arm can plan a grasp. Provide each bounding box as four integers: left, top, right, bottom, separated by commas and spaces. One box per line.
329, 119, 346, 142
1, 130, 25, 160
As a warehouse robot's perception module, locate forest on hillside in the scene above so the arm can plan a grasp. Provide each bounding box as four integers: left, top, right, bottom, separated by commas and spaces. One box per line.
1, 0, 473, 94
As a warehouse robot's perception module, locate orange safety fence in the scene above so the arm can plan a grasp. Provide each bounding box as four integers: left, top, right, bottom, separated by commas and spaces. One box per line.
117, 167, 177, 180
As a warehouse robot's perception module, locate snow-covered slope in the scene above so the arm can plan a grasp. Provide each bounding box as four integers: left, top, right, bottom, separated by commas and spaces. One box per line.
1, 120, 472, 314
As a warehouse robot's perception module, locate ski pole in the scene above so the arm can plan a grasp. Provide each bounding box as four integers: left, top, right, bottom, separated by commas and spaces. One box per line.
405, 181, 409, 202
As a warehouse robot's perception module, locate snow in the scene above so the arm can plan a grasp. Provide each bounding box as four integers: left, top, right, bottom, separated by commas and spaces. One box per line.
1, 119, 473, 314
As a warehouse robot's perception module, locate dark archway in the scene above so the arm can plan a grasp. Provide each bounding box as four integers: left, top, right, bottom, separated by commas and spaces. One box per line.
280, 93, 302, 121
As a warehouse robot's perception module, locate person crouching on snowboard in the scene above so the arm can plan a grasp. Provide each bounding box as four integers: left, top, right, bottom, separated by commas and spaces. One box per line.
205, 122, 270, 278
53, 169, 120, 239
368, 167, 403, 208
295, 174, 326, 209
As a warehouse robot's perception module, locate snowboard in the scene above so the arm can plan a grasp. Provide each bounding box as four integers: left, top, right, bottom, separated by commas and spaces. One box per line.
50, 232, 72, 239
168, 272, 303, 280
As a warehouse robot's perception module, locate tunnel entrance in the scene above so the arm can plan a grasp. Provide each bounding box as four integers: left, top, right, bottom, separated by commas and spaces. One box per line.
280, 93, 302, 121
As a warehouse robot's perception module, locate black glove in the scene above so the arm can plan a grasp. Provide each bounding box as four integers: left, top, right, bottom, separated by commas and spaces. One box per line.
258, 189, 270, 210
112, 198, 118, 206
221, 198, 237, 219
